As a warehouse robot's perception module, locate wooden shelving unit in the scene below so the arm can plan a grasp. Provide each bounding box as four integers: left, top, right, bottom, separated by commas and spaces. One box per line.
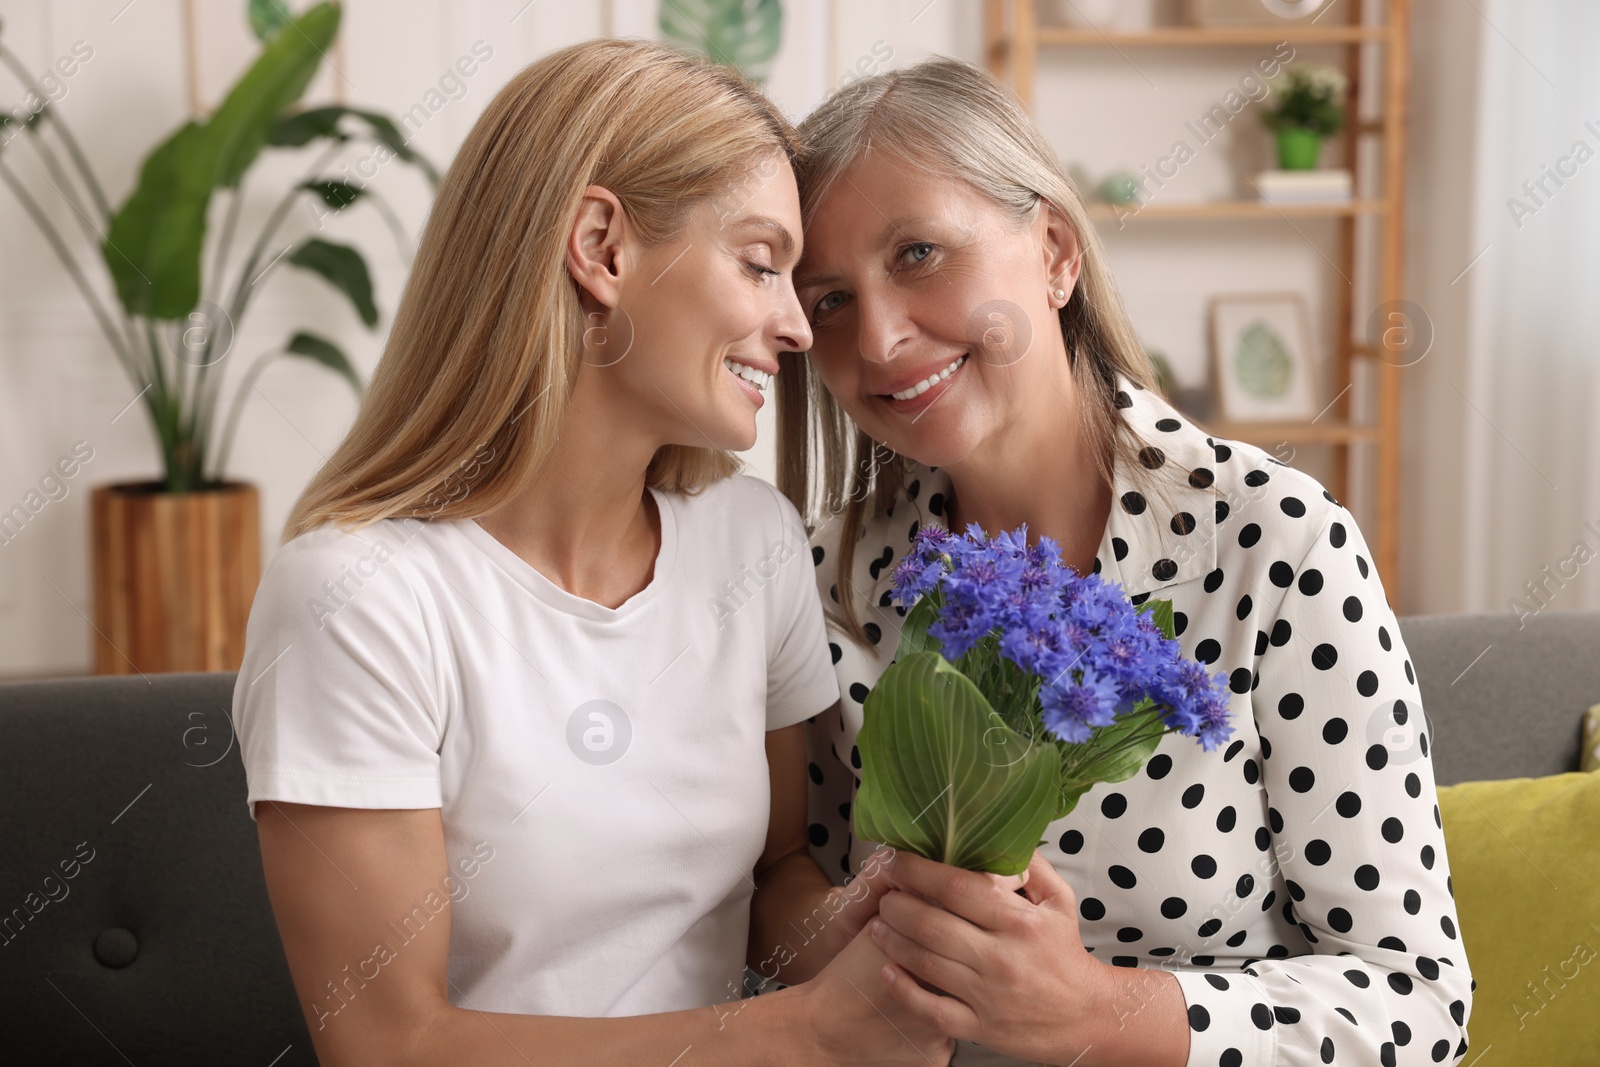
1087, 199, 1389, 222
1035, 25, 1390, 47
983, 0, 1411, 592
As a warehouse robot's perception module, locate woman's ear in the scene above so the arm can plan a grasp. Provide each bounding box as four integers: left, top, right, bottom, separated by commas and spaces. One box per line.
1040, 201, 1084, 302
566, 184, 628, 311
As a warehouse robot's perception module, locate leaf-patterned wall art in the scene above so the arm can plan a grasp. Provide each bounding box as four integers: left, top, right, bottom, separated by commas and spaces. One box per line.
1234, 320, 1295, 399
1210, 293, 1319, 422
658, 0, 785, 85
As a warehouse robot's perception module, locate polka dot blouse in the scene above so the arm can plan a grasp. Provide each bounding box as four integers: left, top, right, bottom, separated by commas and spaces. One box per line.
802, 376, 1473, 1066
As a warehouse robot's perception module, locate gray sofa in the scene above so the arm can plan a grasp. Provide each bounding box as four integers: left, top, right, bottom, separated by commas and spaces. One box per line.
0, 671, 313, 1065
0, 611, 1594, 1063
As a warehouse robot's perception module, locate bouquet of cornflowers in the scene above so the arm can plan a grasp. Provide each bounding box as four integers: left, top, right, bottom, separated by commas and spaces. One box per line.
854, 524, 1234, 876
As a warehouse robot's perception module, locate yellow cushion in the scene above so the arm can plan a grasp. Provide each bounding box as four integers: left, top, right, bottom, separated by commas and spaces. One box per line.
1582, 705, 1600, 772
1438, 772, 1600, 1063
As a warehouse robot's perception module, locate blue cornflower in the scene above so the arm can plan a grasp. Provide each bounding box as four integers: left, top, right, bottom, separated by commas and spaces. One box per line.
927, 596, 994, 660
1040, 667, 1120, 742
999, 616, 1061, 677
891, 553, 947, 604
883, 523, 1233, 751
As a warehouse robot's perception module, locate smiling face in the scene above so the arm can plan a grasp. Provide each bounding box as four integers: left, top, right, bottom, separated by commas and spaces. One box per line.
591, 150, 812, 453
795, 152, 1082, 471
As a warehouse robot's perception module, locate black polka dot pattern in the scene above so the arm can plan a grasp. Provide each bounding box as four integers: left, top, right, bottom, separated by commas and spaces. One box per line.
800, 375, 1471, 1065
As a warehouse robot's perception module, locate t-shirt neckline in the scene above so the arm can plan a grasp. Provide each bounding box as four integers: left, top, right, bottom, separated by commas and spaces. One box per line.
454, 488, 678, 622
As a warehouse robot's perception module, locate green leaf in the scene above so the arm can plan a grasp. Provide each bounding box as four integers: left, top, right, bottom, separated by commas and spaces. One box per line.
211, 2, 340, 188
287, 237, 376, 325
101, 2, 340, 319
270, 106, 440, 186
1055, 703, 1167, 819
1136, 597, 1177, 640
0, 106, 44, 156
285, 330, 362, 392
101, 121, 215, 317
301, 178, 363, 209
269, 106, 348, 147
658, 0, 784, 85
855, 651, 1060, 876
2, 102, 48, 133
894, 592, 942, 660
248, 0, 293, 41
351, 107, 440, 185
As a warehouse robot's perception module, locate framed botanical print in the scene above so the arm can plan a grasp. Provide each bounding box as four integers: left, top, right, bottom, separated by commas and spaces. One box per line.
1209, 292, 1318, 422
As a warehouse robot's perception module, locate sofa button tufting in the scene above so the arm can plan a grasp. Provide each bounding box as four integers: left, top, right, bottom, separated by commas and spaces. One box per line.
93, 927, 139, 968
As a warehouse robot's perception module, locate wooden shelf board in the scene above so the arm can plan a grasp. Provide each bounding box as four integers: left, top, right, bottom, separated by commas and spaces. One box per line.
1036, 25, 1388, 48
1088, 199, 1386, 222
1200, 420, 1379, 446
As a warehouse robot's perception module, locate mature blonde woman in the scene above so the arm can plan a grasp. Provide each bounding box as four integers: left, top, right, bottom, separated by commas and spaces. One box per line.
234, 40, 950, 1067
781, 58, 1473, 1067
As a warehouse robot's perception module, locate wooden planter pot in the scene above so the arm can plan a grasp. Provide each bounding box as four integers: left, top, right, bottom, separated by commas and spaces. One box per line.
90, 482, 261, 675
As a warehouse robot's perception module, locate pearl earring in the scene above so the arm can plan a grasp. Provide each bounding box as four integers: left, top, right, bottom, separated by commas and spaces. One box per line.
1052, 288, 1066, 303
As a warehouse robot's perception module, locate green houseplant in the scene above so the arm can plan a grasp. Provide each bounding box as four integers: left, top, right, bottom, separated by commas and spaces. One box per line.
0, 1, 437, 672
1261, 63, 1348, 171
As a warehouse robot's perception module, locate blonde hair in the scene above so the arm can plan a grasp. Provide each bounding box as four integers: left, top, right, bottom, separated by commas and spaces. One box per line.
284, 39, 800, 542
778, 56, 1160, 648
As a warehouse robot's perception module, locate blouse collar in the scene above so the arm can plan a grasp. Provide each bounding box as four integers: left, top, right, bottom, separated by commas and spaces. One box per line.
888, 374, 1222, 599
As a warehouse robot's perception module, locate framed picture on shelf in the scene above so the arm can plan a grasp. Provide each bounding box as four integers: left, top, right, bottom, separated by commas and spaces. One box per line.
1209, 293, 1318, 423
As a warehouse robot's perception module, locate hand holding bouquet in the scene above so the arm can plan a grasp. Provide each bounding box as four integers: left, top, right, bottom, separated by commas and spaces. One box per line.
854, 524, 1235, 876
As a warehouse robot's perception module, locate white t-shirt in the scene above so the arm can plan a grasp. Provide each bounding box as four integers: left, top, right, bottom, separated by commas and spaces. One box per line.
233, 474, 840, 1020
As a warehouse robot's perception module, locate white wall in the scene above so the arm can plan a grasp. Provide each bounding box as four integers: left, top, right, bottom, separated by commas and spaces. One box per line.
1397, 0, 1483, 615
0, 0, 1493, 676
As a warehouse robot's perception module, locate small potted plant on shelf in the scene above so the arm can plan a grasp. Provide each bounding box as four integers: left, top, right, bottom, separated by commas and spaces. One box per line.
1261, 63, 1348, 170
0, 1, 437, 674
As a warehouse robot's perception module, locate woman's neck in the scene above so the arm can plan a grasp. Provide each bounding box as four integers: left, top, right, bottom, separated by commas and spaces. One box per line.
475, 375, 664, 608
943, 375, 1114, 576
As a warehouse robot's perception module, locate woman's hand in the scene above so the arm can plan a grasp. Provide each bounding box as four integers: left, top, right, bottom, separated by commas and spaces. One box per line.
796, 921, 955, 1066
749, 714, 903, 985
869, 851, 1190, 1067
804, 843, 1019, 972
802, 845, 899, 967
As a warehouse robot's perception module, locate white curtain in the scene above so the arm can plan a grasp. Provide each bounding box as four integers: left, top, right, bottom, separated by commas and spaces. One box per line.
1455, 0, 1600, 617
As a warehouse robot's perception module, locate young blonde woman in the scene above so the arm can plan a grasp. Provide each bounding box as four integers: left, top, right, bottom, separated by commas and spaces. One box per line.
233, 40, 952, 1067
782, 58, 1473, 1067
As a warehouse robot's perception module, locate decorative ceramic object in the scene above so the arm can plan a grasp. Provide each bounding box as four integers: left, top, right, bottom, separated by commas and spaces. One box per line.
1042, 0, 1118, 27
1098, 171, 1142, 205
1186, 0, 1337, 27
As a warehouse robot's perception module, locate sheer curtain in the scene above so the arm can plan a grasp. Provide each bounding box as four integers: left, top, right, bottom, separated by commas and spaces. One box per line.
1408, 0, 1600, 618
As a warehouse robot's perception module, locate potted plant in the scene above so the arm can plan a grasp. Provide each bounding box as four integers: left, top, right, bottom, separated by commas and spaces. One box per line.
1261, 63, 1348, 170
0, 1, 437, 673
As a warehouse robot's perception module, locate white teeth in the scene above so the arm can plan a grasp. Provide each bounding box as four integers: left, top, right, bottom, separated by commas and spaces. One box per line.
890, 354, 966, 401
724, 357, 772, 392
